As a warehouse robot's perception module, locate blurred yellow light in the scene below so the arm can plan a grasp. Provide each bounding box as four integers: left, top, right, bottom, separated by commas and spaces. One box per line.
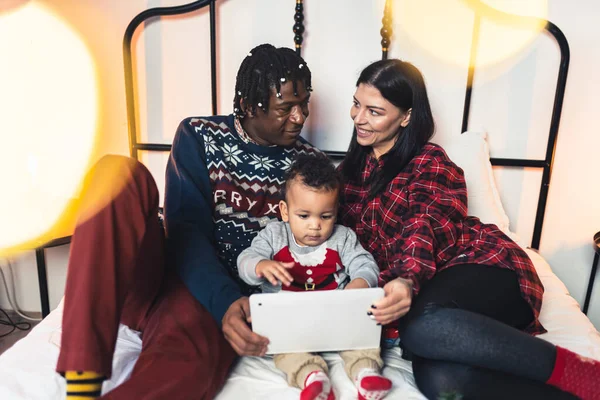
0, 3, 97, 254
397, 0, 548, 68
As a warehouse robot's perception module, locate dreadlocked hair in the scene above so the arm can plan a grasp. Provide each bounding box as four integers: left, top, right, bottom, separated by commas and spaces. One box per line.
233, 43, 312, 118
281, 153, 340, 201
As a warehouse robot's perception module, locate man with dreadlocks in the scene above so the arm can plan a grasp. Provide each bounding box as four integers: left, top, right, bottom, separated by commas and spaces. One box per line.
55, 43, 319, 399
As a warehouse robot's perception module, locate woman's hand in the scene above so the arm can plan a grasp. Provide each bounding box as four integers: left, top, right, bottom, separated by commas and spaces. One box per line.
369, 277, 413, 325
256, 260, 295, 287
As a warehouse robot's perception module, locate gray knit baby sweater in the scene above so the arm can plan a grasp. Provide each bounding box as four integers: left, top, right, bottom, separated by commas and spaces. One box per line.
237, 221, 379, 293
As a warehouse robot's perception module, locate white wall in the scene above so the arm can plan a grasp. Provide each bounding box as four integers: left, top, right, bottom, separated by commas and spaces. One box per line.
3, 0, 600, 328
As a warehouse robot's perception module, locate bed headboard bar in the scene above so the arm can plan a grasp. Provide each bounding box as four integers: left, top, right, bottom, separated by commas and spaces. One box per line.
459, 1, 570, 249
293, 0, 304, 55
123, 0, 390, 160
380, 0, 393, 60
123, 0, 216, 160
123, 1, 569, 250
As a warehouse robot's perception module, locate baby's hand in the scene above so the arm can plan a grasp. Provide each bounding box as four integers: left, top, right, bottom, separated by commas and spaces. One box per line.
345, 278, 369, 290
256, 260, 295, 287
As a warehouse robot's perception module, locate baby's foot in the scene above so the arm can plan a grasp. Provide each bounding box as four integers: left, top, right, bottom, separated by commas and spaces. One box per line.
301, 371, 334, 400
355, 368, 392, 400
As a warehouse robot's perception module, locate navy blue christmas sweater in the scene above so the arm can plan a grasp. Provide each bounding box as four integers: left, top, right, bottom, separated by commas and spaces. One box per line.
164, 114, 319, 325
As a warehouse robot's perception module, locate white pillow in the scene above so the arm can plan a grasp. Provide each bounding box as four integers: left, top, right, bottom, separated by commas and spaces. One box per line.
433, 131, 511, 234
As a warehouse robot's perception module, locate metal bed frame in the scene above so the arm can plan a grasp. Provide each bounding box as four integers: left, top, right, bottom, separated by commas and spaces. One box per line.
33, 0, 572, 320
122, 1, 569, 246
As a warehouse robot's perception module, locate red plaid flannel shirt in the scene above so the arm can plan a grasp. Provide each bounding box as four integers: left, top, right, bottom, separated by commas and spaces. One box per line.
339, 143, 546, 335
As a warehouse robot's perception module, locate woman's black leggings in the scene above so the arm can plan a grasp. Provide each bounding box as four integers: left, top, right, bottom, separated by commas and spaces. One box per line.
397, 264, 578, 400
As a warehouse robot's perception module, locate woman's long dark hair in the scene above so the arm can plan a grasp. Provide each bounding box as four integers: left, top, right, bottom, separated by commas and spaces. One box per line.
341, 59, 435, 198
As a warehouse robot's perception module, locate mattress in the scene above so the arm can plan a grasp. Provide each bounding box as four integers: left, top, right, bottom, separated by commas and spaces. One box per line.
1, 249, 599, 399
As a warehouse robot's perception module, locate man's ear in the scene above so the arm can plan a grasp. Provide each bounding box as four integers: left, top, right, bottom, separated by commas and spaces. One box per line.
239, 98, 253, 118
400, 108, 412, 128
279, 200, 289, 222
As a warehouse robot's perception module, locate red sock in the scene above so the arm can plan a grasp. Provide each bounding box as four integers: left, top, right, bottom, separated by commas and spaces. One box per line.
356, 369, 392, 400
301, 371, 334, 400
546, 346, 600, 400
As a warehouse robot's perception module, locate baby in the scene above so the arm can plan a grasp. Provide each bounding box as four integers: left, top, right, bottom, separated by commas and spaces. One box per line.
238, 153, 392, 400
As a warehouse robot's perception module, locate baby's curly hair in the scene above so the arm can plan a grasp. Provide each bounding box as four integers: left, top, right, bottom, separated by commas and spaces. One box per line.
281, 153, 340, 200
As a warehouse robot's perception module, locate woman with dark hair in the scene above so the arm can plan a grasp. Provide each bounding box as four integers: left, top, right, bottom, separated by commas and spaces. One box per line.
339, 59, 599, 400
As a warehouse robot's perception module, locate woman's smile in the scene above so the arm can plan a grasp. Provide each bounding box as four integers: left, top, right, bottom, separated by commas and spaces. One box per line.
356, 127, 375, 138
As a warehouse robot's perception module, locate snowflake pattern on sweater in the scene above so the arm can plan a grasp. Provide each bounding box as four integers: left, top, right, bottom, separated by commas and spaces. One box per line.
187, 115, 319, 294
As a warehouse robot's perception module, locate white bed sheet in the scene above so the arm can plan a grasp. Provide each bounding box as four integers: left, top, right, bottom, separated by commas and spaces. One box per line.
1, 249, 599, 400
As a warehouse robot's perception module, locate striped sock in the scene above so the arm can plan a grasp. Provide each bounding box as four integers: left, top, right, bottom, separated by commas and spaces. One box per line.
65, 371, 105, 399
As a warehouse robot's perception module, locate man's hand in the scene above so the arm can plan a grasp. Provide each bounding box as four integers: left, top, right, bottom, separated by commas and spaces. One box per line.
256, 260, 295, 287
222, 297, 269, 356
369, 277, 413, 325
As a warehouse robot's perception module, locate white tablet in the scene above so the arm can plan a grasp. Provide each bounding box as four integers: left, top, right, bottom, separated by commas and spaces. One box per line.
249, 288, 385, 354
